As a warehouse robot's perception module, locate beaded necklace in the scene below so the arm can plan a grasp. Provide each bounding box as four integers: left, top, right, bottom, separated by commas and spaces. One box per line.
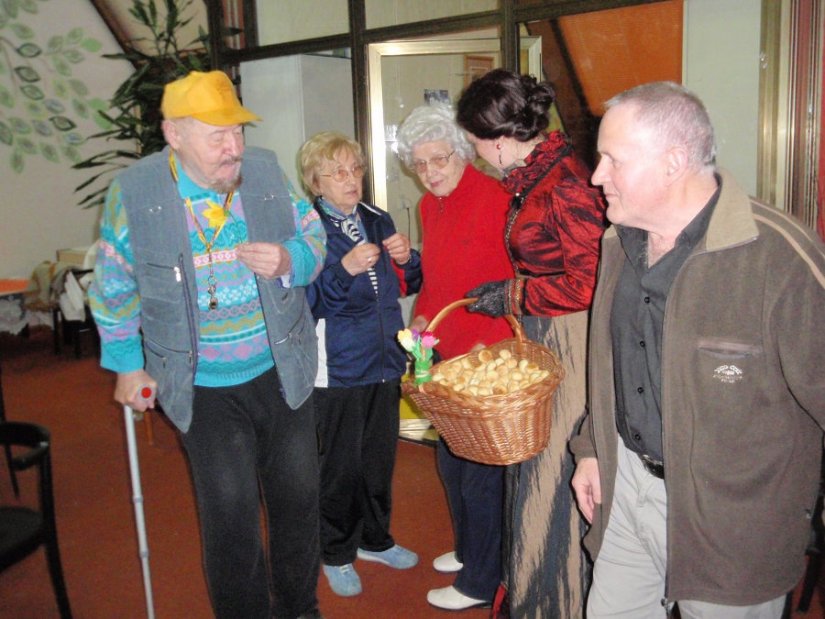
168, 151, 235, 310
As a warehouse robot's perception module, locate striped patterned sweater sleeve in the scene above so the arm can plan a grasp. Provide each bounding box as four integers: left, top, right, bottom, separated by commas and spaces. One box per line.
87, 179, 145, 373
280, 173, 326, 287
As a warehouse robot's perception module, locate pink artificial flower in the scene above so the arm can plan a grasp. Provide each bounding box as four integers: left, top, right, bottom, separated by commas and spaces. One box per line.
420, 332, 439, 349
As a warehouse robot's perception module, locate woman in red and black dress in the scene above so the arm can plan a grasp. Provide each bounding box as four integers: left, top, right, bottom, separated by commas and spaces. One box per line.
457, 68, 606, 618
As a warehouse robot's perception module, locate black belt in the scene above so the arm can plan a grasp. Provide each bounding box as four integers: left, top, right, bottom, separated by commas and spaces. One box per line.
638, 453, 665, 479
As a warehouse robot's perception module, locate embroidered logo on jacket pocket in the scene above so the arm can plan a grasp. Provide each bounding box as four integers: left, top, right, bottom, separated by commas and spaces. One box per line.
712, 364, 743, 384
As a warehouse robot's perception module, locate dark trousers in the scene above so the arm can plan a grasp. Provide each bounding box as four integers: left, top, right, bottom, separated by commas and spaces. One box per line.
181, 367, 320, 619
437, 440, 504, 601
315, 380, 400, 565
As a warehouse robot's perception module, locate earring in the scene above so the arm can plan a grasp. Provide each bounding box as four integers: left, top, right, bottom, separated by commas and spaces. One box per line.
496, 143, 503, 166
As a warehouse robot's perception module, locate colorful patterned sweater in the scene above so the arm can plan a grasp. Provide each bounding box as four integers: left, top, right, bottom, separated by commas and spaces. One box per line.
89, 153, 325, 388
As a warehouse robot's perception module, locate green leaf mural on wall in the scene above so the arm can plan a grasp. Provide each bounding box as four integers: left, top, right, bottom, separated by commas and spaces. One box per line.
0, 0, 107, 172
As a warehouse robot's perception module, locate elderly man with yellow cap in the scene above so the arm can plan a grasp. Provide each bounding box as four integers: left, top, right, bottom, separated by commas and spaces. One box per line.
89, 70, 326, 619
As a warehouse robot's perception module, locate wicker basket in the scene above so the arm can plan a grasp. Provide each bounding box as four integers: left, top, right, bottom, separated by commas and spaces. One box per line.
402, 299, 564, 465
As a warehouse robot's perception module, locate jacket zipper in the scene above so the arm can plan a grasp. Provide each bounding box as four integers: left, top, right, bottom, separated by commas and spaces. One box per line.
177, 255, 198, 370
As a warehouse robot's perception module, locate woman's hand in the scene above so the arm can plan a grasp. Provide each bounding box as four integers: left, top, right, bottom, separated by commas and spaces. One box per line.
341, 242, 381, 275
466, 280, 509, 316
383, 232, 412, 265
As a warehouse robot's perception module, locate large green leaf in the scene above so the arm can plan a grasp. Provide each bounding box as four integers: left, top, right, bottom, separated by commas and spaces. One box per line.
44, 98, 64, 113
66, 27, 83, 44
62, 145, 81, 163
20, 83, 44, 100
62, 49, 84, 64
49, 115, 76, 131
40, 142, 59, 163
0, 121, 13, 145
47, 35, 63, 52
0, 85, 14, 108
15, 42, 41, 57
32, 119, 52, 136
63, 131, 83, 146
9, 116, 31, 134
72, 99, 89, 118
17, 136, 35, 154
2, 0, 19, 19
11, 149, 24, 173
51, 56, 71, 76
81, 38, 102, 53
13, 65, 39, 82
10, 23, 34, 40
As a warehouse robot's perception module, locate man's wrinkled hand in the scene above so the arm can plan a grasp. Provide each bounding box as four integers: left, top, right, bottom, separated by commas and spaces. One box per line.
236, 242, 292, 279
571, 457, 601, 523
115, 370, 156, 412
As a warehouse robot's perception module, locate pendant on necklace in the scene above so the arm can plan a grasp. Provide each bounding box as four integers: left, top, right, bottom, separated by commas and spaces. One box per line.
207, 273, 219, 310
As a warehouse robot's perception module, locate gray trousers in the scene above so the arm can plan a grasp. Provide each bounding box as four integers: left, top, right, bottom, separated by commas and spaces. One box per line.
587, 441, 786, 619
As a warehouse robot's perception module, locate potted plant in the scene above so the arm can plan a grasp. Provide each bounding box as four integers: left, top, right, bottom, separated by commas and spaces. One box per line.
73, 0, 211, 209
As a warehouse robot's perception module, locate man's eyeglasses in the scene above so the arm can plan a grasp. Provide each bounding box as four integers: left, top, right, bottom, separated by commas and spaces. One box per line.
408, 151, 456, 174
320, 164, 367, 183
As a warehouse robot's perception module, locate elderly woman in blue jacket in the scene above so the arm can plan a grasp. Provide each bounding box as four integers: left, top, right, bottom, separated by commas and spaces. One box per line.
300, 131, 422, 598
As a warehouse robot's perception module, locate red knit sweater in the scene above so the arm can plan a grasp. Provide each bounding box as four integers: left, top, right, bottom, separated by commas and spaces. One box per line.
414, 164, 515, 360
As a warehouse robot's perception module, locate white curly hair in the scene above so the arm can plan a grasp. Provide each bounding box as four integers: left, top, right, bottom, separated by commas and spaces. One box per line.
395, 102, 475, 166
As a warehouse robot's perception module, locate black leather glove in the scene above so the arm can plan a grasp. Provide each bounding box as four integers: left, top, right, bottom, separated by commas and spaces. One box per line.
466, 280, 508, 317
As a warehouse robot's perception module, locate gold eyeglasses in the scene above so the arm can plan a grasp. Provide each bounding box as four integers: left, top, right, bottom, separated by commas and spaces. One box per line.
409, 151, 456, 174
320, 164, 367, 183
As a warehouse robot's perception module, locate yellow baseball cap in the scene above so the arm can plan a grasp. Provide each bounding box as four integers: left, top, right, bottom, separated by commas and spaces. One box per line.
161, 70, 261, 125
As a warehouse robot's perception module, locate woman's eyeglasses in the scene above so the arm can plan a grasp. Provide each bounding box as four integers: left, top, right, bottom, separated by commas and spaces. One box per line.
408, 151, 456, 174
320, 164, 367, 183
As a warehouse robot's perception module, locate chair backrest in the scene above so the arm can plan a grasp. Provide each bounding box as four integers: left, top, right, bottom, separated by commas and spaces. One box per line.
0, 421, 72, 618
0, 422, 53, 524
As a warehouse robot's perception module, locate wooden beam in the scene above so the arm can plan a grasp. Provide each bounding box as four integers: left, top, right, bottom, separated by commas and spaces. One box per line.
88, 0, 134, 61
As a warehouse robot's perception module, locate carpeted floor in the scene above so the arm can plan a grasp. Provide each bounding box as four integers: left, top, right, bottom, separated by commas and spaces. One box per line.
0, 327, 491, 618
1, 327, 824, 619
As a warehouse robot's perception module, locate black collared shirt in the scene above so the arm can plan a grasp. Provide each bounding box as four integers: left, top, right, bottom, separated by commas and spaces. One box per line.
611, 182, 721, 463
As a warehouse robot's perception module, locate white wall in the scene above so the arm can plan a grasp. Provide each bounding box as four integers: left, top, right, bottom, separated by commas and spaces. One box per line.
0, 1, 132, 278
240, 54, 355, 197
683, 0, 762, 195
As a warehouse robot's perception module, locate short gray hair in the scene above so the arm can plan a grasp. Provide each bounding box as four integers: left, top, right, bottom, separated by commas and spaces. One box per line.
606, 81, 717, 170
395, 103, 475, 166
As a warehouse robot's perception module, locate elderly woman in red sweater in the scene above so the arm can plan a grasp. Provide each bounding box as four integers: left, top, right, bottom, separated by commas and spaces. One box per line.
396, 102, 514, 611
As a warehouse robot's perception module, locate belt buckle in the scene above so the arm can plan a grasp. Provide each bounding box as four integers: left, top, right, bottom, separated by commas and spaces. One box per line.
640, 454, 665, 479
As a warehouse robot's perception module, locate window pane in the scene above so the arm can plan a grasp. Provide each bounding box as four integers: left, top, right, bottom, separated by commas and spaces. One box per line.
240, 53, 355, 197
256, 0, 349, 45
522, 0, 683, 166
368, 31, 505, 248
366, 0, 498, 29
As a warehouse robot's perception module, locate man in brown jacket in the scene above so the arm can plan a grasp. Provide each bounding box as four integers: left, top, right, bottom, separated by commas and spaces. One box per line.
571, 81, 825, 618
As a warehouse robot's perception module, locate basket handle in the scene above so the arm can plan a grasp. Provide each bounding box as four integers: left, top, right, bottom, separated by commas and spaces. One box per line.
425, 298, 525, 343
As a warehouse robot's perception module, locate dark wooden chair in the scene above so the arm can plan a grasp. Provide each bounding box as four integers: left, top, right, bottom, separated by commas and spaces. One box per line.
0, 421, 72, 618
0, 361, 19, 496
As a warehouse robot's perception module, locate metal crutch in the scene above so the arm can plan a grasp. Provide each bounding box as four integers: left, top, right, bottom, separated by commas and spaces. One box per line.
124, 385, 156, 619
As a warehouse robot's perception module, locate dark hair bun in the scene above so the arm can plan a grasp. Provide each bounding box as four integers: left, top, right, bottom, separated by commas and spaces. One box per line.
456, 68, 555, 141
